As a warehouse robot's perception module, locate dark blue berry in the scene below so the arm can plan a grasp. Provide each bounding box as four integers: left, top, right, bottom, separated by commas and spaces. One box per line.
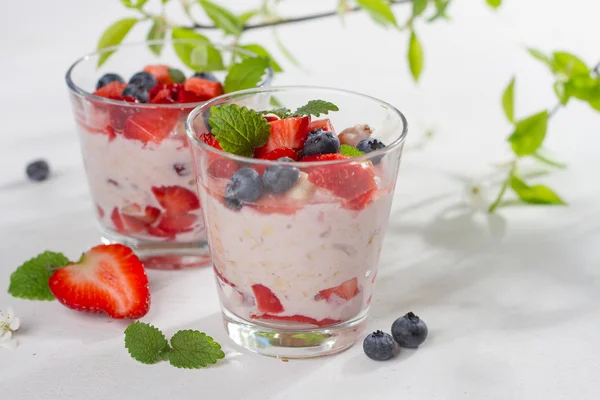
193, 72, 219, 82
224, 168, 263, 209
302, 129, 340, 157
363, 330, 396, 361
128, 72, 157, 90
262, 158, 300, 194
357, 138, 386, 153
391, 312, 428, 348
122, 84, 149, 103
26, 160, 50, 182
96, 73, 124, 90
223, 196, 242, 211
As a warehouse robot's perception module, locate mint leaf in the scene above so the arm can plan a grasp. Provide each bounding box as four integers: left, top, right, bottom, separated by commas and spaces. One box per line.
171, 28, 210, 70
293, 100, 339, 117
408, 30, 424, 81
198, 0, 243, 36
510, 174, 566, 205
502, 76, 515, 123
224, 56, 270, 93
168, 330, 225, 369
209, 104, 271, 156
190, 42, 225, 71
97, 18, 138, 67
9, 251, 70, 300
340, 144, 365, 157
412, 0, 428, 18
168, 68, 186, 83
239, 9, 260, 24
120, 0, 148, 9
356, 0, 397, 27
147, 19, 167, 56
486, 0, 502, 9
553, 52, 588, 77
124, 322, 169, 365
260, 108, 291, 119
508, 110, 548, 156
239, 44, 283, 73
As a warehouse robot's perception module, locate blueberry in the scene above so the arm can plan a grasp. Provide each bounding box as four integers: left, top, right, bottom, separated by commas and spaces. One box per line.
96, 73, 124, 90
128, 71, 157, 90
193, 72, 219, 82
357, 138, 386, 153
363, 330, 396, 361
224, 168, 263, 209
26, 159, 50, 182
122, 84, 149, 103
262, 157, 300, 194
391, 312, 428, 348
302, 129, 340, 157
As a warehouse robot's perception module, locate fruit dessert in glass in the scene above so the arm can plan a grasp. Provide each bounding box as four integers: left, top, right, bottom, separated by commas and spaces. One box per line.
65, 40, 272, 269
186, 87, 407, 358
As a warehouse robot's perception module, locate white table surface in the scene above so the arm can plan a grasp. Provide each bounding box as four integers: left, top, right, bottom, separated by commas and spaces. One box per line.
2, 0, 600, 399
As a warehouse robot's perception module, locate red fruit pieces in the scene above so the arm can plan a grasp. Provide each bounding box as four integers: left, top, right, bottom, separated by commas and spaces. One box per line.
94, 81, 126, 98
251, 314, 340, 327
252, 284, 284, 314
300, 153, 349, 162
48, 244, 150, 319
252, 194, 301, 216
207, 159, 239, 179
96, 205, 105, 219
111, 207, 127, 235
155, 213, 196, 234
317, 277, 360, 301
198, 132, 222, 150
121, 205, 161, 233
151, 186, 200, 214
143, 64, 173, 85
308, 118, 335, 133
123, 107, 181, 144
214, 266, 235, 288
257, 147, 298, 161
254, 116, 311, 157
183, 77, 224, 101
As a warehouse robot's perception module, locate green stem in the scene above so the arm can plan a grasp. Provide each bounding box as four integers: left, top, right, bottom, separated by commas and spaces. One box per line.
488, 170, 513, 213
532, 152, 567, 168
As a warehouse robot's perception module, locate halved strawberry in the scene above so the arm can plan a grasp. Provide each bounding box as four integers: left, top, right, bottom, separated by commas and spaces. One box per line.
198, 132, 222, 150
207, 158, 238, 179
344, 188, 376, 210
183, 77, 224, 102
151, 186, 200, 214
48, 244, 150, 319
256, 147, 298, 161
143, 64, 173, 85
155, 213, 196, 234
316, 278, 360, 301
300, 153, 348, 162
149, 83, 181, 103
94, 81, 126, 98
121, 205, 161, 233
308, 118, 335, 132
110, 207, 127, 235
251, 314, 340, 327
252, 284, 284, 313
254, 116, 311, 158
123, 107, 181, 144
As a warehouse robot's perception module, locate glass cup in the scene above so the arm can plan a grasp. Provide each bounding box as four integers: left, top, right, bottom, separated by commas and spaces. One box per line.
65, 40, 273, 269
186, 86, 408, 358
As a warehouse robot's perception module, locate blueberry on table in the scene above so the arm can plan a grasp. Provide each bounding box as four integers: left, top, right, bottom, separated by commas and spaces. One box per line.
122, 84, 149, 103
26, 159, 50, 182
128, 71, 157, 90
224, 168, 263, 209
193, 72, 219, 82
302, 129, 340, 157
96, 73, 124, 90
391, 312, 428, 348
363, 330, 396, 361
262, 157, 300, 194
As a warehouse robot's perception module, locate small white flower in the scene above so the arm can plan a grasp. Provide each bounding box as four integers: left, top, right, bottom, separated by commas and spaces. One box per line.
0, 306, 20, 350
463, 180, 491, 212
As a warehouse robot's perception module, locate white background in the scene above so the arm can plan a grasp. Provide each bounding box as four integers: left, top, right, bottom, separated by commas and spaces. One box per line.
1, 0, 600, 399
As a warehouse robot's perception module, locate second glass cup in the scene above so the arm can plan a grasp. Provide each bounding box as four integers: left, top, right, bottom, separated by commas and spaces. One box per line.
187, 86, 408, 358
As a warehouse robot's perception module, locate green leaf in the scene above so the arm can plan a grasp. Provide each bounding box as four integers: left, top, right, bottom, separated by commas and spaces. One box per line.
527, 48, 553, 69
427, 0, 450, 22
168, 330, 225, 369
293, 100, 339, 117
408, 30, 424, 81
120, 0, 148, 9
532, 151, 567, 169
356, 0, 397, 27
564, 75, 600, 111
224, 56, 270, 93
502, 76, 516, 123
239, 44, 283, 73
147, 19, 167, 56
486, 0, 502, 9
171, 28, 210, 70
553, 81, 569, 105
553, 52, 589, 77
168, 68, 186, 83
260, 108, 291, 119
209, 104, 272, 156
340, 144, 365, 157
124, 322, 169, 365
508, 110, 548, 156
97, 18, 138, 67
189, 42, 225, 71
9, 251, 70, 300
412, 0, 429, 18
510, 174, 566, 205
197, 0, 243, 36
239, 9, 260, 24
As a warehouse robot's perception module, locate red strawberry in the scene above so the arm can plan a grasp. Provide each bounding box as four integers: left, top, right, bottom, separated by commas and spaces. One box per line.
198, 132, 222, 150
256, 147, 298, 161
183, 77, 224, 101
149, 83, 181, 103
104, 125, 117, 141
308, 118, 335, 132
48, 244, 150, 319
144, 64, 173, 85
254, 116, 311, 158
110, 207, 127, 234
96, 205, 105, 219
251, 314, 340, 327
344, 188, 376, 210
155, 213, 196, 234
178, 89, 205, 104
94, 81, 126, 98
316, 278, 360, 301
207, 158, 239, 179
214, 266, 235, 287
123, 107, 181, 144
151, 186, 200, 214
300, 153, 348, 162
252, 284, 284, 313
263, 115, 279, 122
121, 205, 161, 233
147, 225, 174, 239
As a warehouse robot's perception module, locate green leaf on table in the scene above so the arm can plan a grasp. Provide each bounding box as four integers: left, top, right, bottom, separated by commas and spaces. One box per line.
197, 0, 243, 36
340, 144, 365, 157
171, 28, 210, 70
120, 0, 148, 9
412, 0, 429, 18
96, 18, 138, 67
532, 150, 567, 169
427, 0, 450, 22
502, 76, 516, 123
239, 44, 283, 73
8, 251, 70, 300
510, 174, 566, 205
224, 56, 270, 93
260, 108, 291, 119
486, 0, 502, 9
293, 100, 339, 117
147, 18, 167, 56
239, 9, 260, 24
408, 30, 424, 81
190, 42, 225, 71
168, 330, 225, 369
356, 0, 397, 27
209, 104, 271, 156
552, 51, 589, 77
507, 110, 548, 156
124, 322, 170, 365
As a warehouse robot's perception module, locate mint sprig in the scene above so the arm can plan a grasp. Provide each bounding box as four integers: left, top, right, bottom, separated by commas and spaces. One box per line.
209, 104, 271, 156
124, 322, 225, 368
260, 100, 339, 119
259, 107, 291, 119
340, 144, 365, 157
8, 251, 70, 300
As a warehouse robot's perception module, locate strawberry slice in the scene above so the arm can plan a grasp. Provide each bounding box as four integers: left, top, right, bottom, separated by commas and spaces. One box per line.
207, 158, 239, 179
183, 77, 224, 101
252, 284, 284, 313
123, 107, 181, 144
251, 314, 340, 327
151, 186, 200, 214
263, 116, 279, 122
155, 213, 196, 234
143, 64, 173, 85
198, 132, 222, 150
308, 118, 335, 132
110, 207, 127, 235
94, 81, 126, 98
316, 278, 360, 301
147, 225, 175, 239
214, 266, 236, 287
254, 116, 311, 158
48, 244, 150, 319
256, 147, 299, 161
121, 205, 161, 232
300, 153, 348, 162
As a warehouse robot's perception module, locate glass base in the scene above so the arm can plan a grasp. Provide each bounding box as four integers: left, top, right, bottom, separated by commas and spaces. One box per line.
222, 307, 368, 359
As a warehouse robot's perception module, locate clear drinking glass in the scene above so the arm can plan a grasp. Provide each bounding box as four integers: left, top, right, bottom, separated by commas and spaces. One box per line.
65, 40, 273, 269
186, 86, 408, 358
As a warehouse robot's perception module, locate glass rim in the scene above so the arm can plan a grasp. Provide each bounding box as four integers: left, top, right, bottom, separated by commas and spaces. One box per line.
64, 39, 274, 110
185, 85, 408, 166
